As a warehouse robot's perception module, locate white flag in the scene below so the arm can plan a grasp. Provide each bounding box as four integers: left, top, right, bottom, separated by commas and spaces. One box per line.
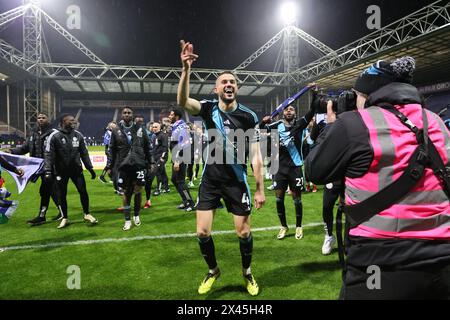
0, 152, 44, 194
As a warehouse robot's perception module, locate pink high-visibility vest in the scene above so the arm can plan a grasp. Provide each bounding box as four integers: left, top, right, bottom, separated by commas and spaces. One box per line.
345, 104, 450, 240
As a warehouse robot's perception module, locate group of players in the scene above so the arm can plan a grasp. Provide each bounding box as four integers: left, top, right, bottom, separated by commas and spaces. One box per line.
1, 40, 337, 297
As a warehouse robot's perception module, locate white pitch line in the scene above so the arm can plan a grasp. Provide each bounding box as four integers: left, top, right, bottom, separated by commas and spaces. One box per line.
0, 222, 324, 253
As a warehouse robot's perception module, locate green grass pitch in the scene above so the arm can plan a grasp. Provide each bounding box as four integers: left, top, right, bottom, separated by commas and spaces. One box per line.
0, 146, 342, 300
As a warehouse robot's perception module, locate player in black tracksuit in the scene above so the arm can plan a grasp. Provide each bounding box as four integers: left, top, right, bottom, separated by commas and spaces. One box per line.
44, 114, 98, 229
145, 122, 169, 202
107, 107, 152, 231
6, 113, 63, 225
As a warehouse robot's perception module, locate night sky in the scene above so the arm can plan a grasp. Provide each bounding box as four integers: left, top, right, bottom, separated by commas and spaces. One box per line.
0, 0, 439, 71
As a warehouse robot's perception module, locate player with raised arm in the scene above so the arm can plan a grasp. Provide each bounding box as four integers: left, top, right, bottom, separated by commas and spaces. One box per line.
177, 40, 265, 296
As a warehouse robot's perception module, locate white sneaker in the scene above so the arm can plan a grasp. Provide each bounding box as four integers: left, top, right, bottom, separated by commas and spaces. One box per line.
84, 214, 98, 224
267, 184, 275, 191
322, 235, 336, 255
133, 215, 141, 226
57, 218, 70, 229
277, 227, 288, 240
123, 220, 132, 231
295, 227, 304, 240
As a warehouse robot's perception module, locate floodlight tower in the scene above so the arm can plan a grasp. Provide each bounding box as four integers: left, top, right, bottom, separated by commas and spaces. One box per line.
280, 2, 300, 96
23, 0, 42, 135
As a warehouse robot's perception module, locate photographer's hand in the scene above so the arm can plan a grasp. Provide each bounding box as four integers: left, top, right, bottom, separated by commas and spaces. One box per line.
326, 101, 336, 123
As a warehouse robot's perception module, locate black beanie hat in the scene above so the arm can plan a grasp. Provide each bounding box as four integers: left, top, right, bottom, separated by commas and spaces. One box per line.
354, 56, 416, 95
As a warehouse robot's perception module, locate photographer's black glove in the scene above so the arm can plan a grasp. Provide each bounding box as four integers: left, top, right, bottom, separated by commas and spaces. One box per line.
88, 168, 96, 180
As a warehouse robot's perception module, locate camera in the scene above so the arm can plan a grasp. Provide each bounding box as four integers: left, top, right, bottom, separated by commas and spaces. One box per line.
313, 90, 357, 114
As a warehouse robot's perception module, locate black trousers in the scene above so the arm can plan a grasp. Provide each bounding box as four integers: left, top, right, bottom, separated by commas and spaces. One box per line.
322, 183, 343, 236
56, 172, 90, 218
187, 163, 200, 182
157, 163, 169, 190
38, 175, 60, 215
340, 263, 450, 300
171, 163, 194, 206
145, 166, 157, 199
146, 162, 169, 195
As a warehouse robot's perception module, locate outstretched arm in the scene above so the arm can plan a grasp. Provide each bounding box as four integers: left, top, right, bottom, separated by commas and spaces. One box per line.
177, 40, 201, 115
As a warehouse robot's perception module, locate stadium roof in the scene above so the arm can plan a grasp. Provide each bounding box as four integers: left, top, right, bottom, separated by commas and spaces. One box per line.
311, 27, 450, 91
293, 1, 450, 91
1, 1, 449, 100
50, 73, 282, 99
46, 1, 450, 99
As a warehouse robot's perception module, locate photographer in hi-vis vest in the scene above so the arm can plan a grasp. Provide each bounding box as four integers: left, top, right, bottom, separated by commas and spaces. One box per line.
306, 56, 450, 300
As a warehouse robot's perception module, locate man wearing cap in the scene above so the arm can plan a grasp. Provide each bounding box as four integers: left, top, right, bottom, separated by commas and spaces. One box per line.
305, 56, 450, 299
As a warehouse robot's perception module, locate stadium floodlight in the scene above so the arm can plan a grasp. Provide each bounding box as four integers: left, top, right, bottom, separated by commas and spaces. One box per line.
280, 2, 298, 26
0, 72, 9, 81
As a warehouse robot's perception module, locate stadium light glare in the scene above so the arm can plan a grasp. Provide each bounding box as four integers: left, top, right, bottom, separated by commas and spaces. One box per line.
280, 2, 298, 26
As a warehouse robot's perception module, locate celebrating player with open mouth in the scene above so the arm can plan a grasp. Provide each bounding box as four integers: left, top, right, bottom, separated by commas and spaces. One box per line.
177, 40, 266, 296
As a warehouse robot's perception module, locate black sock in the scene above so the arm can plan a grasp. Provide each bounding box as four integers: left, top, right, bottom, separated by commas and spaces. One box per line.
123, 206, 131, 221
60, 201, 68, 219
145, 182, 151, 201
175, 183, 187, 202
183, 188, 194, 206
239, 234, 253, 270
179, 183, 194, 206
39, 194, 50, 218
195, 164, 200, 178
323, 208, 334, 236
134, 193, 142, 217
198, 236, 217, 270
294, 198, 303, 227
38, 206, 47, 218
276, 197, 287, 227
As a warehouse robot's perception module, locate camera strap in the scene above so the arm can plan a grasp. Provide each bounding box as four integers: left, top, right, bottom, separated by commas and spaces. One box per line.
343, 105, 450, 228
335, 192, 348, 276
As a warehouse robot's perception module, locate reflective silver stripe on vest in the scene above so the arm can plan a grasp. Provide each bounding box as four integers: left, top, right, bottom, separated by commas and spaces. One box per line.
361, 214, 450, 233
428, 111, 450, 165
345, 186, 449, 205
366, 107, 396, 188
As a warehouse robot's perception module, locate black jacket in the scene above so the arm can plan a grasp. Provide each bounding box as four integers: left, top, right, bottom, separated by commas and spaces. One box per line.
152, 131, 168, 163
305, 82, 450, 268
304, 83, 426, 184
11, 124, 55, 159
107, 121, 152, 171
44, 128, 93, 175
